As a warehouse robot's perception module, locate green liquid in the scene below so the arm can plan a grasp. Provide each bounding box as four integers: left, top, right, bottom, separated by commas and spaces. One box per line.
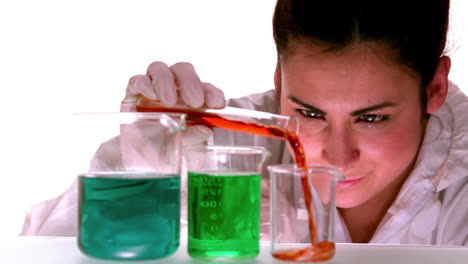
188, 172, 261, 260
78, 173, 180, 260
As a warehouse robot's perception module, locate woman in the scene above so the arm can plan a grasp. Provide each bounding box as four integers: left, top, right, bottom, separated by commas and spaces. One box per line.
21, 0, 468, 245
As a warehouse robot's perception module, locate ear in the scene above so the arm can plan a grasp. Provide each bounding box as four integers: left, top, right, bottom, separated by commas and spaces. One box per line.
426, 56, 451, 113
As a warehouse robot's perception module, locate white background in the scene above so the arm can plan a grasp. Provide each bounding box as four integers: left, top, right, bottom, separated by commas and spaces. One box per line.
0, 0, 466, 237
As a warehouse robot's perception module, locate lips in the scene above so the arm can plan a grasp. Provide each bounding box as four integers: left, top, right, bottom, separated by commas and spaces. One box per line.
336, 177, 364, 189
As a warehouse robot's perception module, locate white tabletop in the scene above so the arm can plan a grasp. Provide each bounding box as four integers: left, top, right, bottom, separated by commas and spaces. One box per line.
1, 237, 467, 264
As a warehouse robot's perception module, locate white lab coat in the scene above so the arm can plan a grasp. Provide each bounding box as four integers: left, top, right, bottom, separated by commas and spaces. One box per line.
21, 81, 468, 245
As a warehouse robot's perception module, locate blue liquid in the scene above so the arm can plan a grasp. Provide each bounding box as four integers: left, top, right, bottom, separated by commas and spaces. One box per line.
78, 173, 180, 260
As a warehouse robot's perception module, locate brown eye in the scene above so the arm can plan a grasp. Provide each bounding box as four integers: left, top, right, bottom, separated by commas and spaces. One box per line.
295, 109, 325, 119
358, 114, 388, 123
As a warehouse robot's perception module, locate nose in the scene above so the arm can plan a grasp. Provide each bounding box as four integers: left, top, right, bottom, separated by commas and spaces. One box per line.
321, 126, 360, 172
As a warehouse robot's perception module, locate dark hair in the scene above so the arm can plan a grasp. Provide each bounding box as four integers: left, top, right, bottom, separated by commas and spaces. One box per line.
273, 0, 450, 111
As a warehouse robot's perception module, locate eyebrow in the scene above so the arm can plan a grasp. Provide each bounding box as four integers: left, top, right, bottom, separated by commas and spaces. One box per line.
350, 102, 397, 116
288, 95, 397, 116
288, 96, 326, 115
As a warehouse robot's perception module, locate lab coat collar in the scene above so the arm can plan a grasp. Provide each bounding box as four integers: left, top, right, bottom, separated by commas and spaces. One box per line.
431, 81, 468, 192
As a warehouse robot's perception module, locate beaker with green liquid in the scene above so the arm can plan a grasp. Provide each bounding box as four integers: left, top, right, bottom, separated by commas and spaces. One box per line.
184, 145, 271, 261
75, 112, 185, 260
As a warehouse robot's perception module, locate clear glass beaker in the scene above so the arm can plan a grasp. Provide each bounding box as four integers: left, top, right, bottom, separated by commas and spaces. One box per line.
268, 164, 344, 262
184, 145, 271, 261
74, 112, 185, 261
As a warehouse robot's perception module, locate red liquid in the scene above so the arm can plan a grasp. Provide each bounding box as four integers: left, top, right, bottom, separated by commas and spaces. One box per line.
137, 104, 334, 262
272, 241, 335, 262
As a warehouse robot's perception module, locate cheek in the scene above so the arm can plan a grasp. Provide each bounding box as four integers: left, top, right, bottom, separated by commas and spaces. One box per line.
362, 124, 422, 169
365, 133, 416, 164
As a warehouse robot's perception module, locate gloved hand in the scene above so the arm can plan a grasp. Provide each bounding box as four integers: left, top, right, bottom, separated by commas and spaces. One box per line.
90, 61, 226, 175
119, 61, 226, 168
121, 61, 225, 111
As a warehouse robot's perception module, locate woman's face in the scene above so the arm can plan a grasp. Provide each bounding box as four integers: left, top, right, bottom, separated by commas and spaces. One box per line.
278, 43, 425, 208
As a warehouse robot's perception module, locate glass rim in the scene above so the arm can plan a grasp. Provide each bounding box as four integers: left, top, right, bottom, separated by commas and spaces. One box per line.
74, 112, 186, 129
78, 172, 180, 178
184, 144, 270, 155
267, 163, 345, 180
74, 111, 186, 118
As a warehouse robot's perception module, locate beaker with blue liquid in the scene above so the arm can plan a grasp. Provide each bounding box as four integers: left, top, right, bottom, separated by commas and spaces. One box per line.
75, 112, 185, 260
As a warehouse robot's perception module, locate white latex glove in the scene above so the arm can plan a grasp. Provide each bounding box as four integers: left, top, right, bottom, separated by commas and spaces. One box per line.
118, 61, 226, 166
120, 61, 226, 149
119, 61, 227, 165
121, 61, 225, 111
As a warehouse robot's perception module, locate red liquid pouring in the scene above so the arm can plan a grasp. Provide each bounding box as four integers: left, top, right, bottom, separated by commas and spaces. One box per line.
137, 104, 334, 262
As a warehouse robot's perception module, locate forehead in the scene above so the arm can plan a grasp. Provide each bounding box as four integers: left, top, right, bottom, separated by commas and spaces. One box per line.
280, 42, 421, 105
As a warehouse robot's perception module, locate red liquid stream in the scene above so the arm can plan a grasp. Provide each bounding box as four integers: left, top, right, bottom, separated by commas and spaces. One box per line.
137, 104, 334, 262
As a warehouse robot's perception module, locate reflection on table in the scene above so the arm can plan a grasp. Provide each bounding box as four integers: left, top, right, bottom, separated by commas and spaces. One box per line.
2, 237, 467, 264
